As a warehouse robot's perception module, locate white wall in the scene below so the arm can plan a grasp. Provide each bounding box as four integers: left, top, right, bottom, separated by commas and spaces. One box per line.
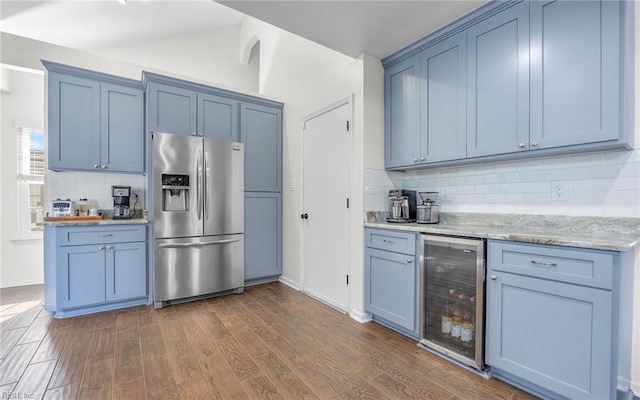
0, 67, 45, 287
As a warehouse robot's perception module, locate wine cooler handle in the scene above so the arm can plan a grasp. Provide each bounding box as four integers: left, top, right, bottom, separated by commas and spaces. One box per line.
530, 260, 558, 267
490, 274, 497, 280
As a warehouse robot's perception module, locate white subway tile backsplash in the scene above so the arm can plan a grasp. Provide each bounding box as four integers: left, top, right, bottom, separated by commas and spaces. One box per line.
364, 148, 640, 217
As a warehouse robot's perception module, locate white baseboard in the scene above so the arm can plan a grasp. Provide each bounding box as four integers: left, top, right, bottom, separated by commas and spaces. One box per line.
0, 279, 44, 289
349, 309, 371, 324
631, 380, 639, 397
278, 276, 300, 291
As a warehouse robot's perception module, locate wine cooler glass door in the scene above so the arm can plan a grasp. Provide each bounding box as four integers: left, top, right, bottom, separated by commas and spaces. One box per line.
419, 235, 485, 370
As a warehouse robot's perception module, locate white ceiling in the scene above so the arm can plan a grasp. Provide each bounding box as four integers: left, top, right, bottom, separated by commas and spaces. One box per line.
1, 0, 486, 60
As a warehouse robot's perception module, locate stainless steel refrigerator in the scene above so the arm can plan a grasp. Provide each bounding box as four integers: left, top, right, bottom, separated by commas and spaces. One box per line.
152, 132, 244, 308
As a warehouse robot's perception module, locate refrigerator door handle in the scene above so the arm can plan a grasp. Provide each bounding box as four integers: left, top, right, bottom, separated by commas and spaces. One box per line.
204, 151, 209, 221
196, 148, 203, 220
158, 238, 241, 249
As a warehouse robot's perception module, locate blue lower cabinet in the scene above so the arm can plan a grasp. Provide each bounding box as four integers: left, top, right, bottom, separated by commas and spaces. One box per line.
486, 240, 617, 399
244, 192, 282, 283
58, 245, 106, 309
365, 248, 417, 333
44, 225, 148, 318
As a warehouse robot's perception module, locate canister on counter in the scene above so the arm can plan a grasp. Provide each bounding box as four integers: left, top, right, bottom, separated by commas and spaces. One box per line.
78, 198, 88, 216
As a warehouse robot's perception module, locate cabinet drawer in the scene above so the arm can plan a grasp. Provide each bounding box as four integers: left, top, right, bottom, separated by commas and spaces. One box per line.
488, 240, 614, 289
365, 228, 417, 255
57, 225, 146, 246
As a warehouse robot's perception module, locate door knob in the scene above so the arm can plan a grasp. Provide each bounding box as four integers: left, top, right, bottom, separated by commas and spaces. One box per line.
300, 213, 309, 220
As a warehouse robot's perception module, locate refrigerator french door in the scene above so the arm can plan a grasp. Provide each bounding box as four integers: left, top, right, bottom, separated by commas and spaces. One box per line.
152, 132, 244, 307
419, 234, 486, 371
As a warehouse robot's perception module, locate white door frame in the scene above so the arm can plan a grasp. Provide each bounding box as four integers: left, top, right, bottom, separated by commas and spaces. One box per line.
299, 95, 354, 313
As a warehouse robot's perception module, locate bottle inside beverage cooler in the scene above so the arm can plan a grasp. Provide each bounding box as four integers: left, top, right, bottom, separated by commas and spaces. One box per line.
441, 304, 452, 334
461, 311, 474, 344
451, 308, 462, 338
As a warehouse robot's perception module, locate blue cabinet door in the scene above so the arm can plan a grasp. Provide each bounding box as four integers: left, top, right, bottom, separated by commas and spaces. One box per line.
197, 93, 239, 141
385, 54, 420, 168
530, 0, 620, 149
467, 3, 529, 158
100, 84, 144, 173
244, 192, 282, 281
241, 103, 282, 192
57, 244, 106, 309
486, 271, 614, 399
364, 247, 416, 332
105, 242, 147, 302
420, 32, 467, 163
147, 82, 196, 135
48, 73, 101, 170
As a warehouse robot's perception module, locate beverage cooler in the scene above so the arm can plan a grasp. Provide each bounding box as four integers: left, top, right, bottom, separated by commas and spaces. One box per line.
419, 235, 486, 371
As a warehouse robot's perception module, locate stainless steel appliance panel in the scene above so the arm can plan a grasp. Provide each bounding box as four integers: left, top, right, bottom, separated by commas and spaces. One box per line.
204, 138, 244, 236
154, 234, 244, 302
152, 133, 202, 239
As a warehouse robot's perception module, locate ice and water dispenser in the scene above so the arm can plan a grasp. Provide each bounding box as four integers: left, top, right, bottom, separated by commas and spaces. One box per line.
161, 174, 190, 211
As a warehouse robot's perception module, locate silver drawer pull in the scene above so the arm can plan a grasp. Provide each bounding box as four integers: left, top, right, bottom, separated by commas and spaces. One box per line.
531, 260, 558, 267
107, 246, 114, 250
99, 234, 113, 237
383, 239, 395, 244
98, 246, 106, 251
407, 259, 413, 264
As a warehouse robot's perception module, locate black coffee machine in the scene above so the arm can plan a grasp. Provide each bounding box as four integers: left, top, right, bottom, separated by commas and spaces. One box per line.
112, 185, 131, 219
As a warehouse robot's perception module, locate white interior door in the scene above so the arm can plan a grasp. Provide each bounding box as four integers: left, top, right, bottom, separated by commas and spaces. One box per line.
301, 100, 351, 312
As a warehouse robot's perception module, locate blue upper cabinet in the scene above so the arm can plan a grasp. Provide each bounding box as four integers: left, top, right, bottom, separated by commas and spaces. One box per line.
384, 54, 420, 168
382, 0, 630, 170
100, 84, 144, 173
467, 3, 530, 158
146, 82, 197, 136
45, 62, 144, 174
48, 73, 102, 171
420, 32, 467, 163
197, 93, 239, 141
241, 103, 283, 192
529, 0, 620, 149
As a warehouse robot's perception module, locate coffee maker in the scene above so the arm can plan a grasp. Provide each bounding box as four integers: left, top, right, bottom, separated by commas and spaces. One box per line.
417, 192, 439, 224
387, 189, 416, 223
112, 185, 131, 219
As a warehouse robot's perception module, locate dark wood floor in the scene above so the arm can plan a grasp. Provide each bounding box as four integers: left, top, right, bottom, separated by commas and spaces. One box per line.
0, 282, 537, 400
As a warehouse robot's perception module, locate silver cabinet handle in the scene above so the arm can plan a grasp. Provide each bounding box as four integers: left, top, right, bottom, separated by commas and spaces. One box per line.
93, 164, 100, 169
107, 246, 114, 250
531, 141, 539, 147
490, 274, 497, 280
383, 239, 395, 244
407, 259, 413, 264
192, 132, 197, 136
101, 165, 108, 169
413, 158, 419, 163
420, 157, 425, 161
518, 142, 525, 148
531, 260, 558, 267
98, 246, 106, 250
98, 234, 113, 237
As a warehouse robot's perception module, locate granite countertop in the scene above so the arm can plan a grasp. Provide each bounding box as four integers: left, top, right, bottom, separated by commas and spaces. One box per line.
364, 212, 640, 252
40, 218, 149, 227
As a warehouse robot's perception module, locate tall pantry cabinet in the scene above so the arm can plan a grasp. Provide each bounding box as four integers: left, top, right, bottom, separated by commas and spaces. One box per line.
143, 73, 284, 285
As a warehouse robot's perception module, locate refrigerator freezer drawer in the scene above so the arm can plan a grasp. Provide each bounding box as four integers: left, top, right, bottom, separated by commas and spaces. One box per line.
153, 234, 244, 304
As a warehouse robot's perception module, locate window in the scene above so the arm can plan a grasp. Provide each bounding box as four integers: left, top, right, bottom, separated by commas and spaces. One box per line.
17, 127, 45, 239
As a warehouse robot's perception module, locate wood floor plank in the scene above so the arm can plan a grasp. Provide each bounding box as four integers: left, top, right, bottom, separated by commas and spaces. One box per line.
78, 358, 114, 400
0, 328, 27, 359
142, 354, 180, 399
241, 374, 286, 400
47, 331, 92, 389
0, 342, 40, 385
217, 336, 261, 381
43, 383, 80, 400
165, 338, 203, 385
113, 339, 143, 384
112, 375, 145, 400
11, 359, 57, 400
138, 323, 166, 361
177, 376, 218, 400
17, 316, 52, 345
86, 327, 116, 363
254, 351, 319, 400
31, 331, 68, 364
369, 372, 426, 400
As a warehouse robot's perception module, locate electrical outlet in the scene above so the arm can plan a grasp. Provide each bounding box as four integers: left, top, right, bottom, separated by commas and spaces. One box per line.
551, 181, 568, 201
